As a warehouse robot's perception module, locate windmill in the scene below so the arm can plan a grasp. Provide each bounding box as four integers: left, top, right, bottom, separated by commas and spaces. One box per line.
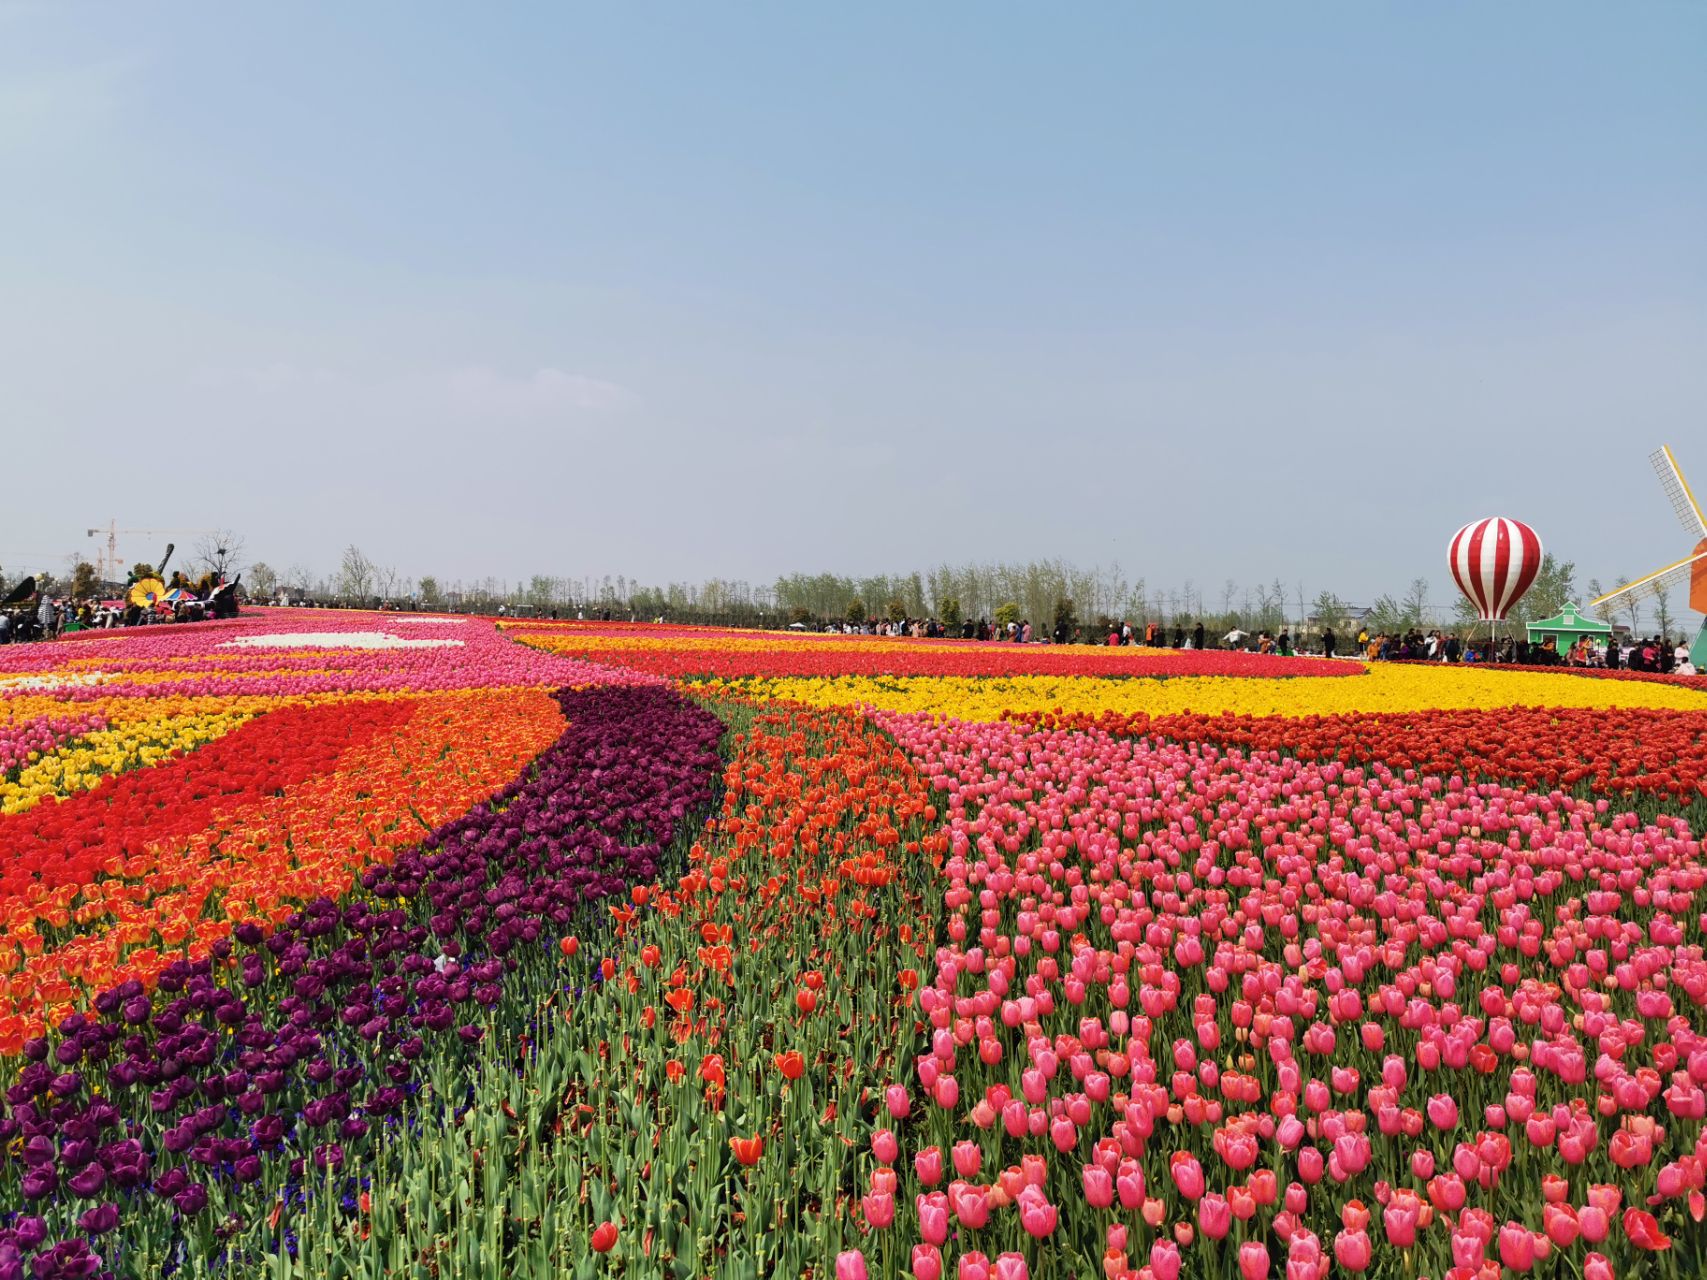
1588, 445, 1707, 664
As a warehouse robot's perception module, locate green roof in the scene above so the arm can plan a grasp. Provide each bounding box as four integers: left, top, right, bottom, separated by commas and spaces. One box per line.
1525, 603, 1613, 636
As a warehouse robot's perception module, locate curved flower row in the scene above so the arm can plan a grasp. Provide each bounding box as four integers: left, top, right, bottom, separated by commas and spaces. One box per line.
682, 663, 1707, 723
1396, 659, 1707, 692
0, 713, 106, 780
0, 690, 567, 1049
526, 702, 949, 1277
0, 610, 650, 702
510, 628, 1360, 681
1010, 706, 1707, 812
0, 684, 722, 1280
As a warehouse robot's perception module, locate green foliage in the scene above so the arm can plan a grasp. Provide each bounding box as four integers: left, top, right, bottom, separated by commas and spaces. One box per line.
1516, 553, 1576, 625
1310, 590, 1347, 632
994, 600, 1020, 629
69, 561, 99, 600
938, 596, 963, 629
844, 598, 866, 625
884, 597, 907, 624
247, 561, 279, 600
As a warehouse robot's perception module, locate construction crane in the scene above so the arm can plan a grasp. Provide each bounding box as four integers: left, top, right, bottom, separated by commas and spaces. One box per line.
85, 521, 218, 583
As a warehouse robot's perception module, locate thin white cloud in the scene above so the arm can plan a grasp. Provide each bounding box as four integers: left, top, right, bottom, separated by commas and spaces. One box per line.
0, 54, 141, 153
446, 366, 635, 415
186, 361, 636, 420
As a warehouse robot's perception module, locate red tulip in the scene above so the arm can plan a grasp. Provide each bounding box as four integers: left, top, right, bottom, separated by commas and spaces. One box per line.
1622, 1207, 1671, 1251
729, 1134, 764, 1166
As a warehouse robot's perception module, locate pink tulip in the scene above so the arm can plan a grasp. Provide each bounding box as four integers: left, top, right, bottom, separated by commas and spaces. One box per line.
992, 1255, 1029, 1280
1383, 1199, 1418, 1247
952, 1141, 982, 1179
917, 1193, 949, 1245
872, 1130, 899, 1165
862, 1192, 895, 1229
836, 1251, 868, 1280
1150, 1240, 1182, 1280
1452, 1229, 1485, 1268
1426, 1094, 1458, 1130
1198, 1193, 1231, 1239
914, 1147, 943, 1187
1017, 1189, 1057, 1239
1333, 1228, 1371, 1272
886, 1084, 911, 1119
911, 1244, 942, 1280
1082, 1164, 1113, 1208
933, 1075, 959, 1110
953, 1186, 989, 1230
1238, 1242, 1270, 1280
1498, 1221, 1536, 1271
1116, 1160, 1145, 1208
1578, 1205, 1610, 1244
1168, 1152, 1205, 1200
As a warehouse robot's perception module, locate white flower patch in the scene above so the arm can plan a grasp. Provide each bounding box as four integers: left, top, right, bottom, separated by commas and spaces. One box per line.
221, 632, 466, 650
0, 672, 109, 692
391, 616, 468, 625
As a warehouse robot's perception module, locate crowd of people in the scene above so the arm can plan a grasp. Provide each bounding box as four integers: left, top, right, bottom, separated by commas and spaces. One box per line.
826, 613, 1696, 674
0, 575, 240, 644
1347, 626, 1693, 674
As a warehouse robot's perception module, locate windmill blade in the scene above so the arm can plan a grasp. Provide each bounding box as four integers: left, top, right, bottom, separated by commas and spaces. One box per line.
1588, 550, 1707, 611
1652, 446, 1707, 538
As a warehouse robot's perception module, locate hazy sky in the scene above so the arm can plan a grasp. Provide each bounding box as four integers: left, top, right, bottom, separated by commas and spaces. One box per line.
3, 3, 1704, 609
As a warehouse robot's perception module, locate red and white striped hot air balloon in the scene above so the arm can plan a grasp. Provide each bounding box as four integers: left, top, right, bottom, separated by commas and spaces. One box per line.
1448, 517, 1544, 621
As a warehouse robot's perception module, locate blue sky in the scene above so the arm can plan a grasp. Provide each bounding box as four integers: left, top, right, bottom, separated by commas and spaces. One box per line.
2, 3, 1703, 610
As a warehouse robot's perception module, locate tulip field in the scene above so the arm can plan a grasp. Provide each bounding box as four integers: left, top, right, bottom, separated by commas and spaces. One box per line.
5, 613, 1707, 1280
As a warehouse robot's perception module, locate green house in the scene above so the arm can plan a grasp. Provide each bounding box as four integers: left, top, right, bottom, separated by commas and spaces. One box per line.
1525, 603, 1614, 654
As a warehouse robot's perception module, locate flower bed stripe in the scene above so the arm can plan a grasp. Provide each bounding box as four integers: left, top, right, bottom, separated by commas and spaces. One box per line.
0, 684, 721, 1278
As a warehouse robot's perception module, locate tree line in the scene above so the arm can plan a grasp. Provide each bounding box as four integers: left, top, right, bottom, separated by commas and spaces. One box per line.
16, 536, 1678, 639
213, 545, 1689, 639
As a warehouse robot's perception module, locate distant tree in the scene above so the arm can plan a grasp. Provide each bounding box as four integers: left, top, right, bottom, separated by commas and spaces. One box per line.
418, 576, 444, 609
885, 597, 907, 623
193, 530, 246, 582
247, 562, 278, 600
1620, 581, 1641, 634
1368, 594, 1406, 633
845, 598, 866, 625
338, 545, 375, 600
1517, 553, 1576, 624
69, 561, 99, 600
284, 565, 315, 597
1401, 578, 1429, 626
1654, 585, 1673, 642
788, 605, 814, 626
1586, 578, 1615, 625
994, 601, 1020, 630
939, 597, 963, 629
1311, 590, 1347, 632
129, 562, 155, 584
